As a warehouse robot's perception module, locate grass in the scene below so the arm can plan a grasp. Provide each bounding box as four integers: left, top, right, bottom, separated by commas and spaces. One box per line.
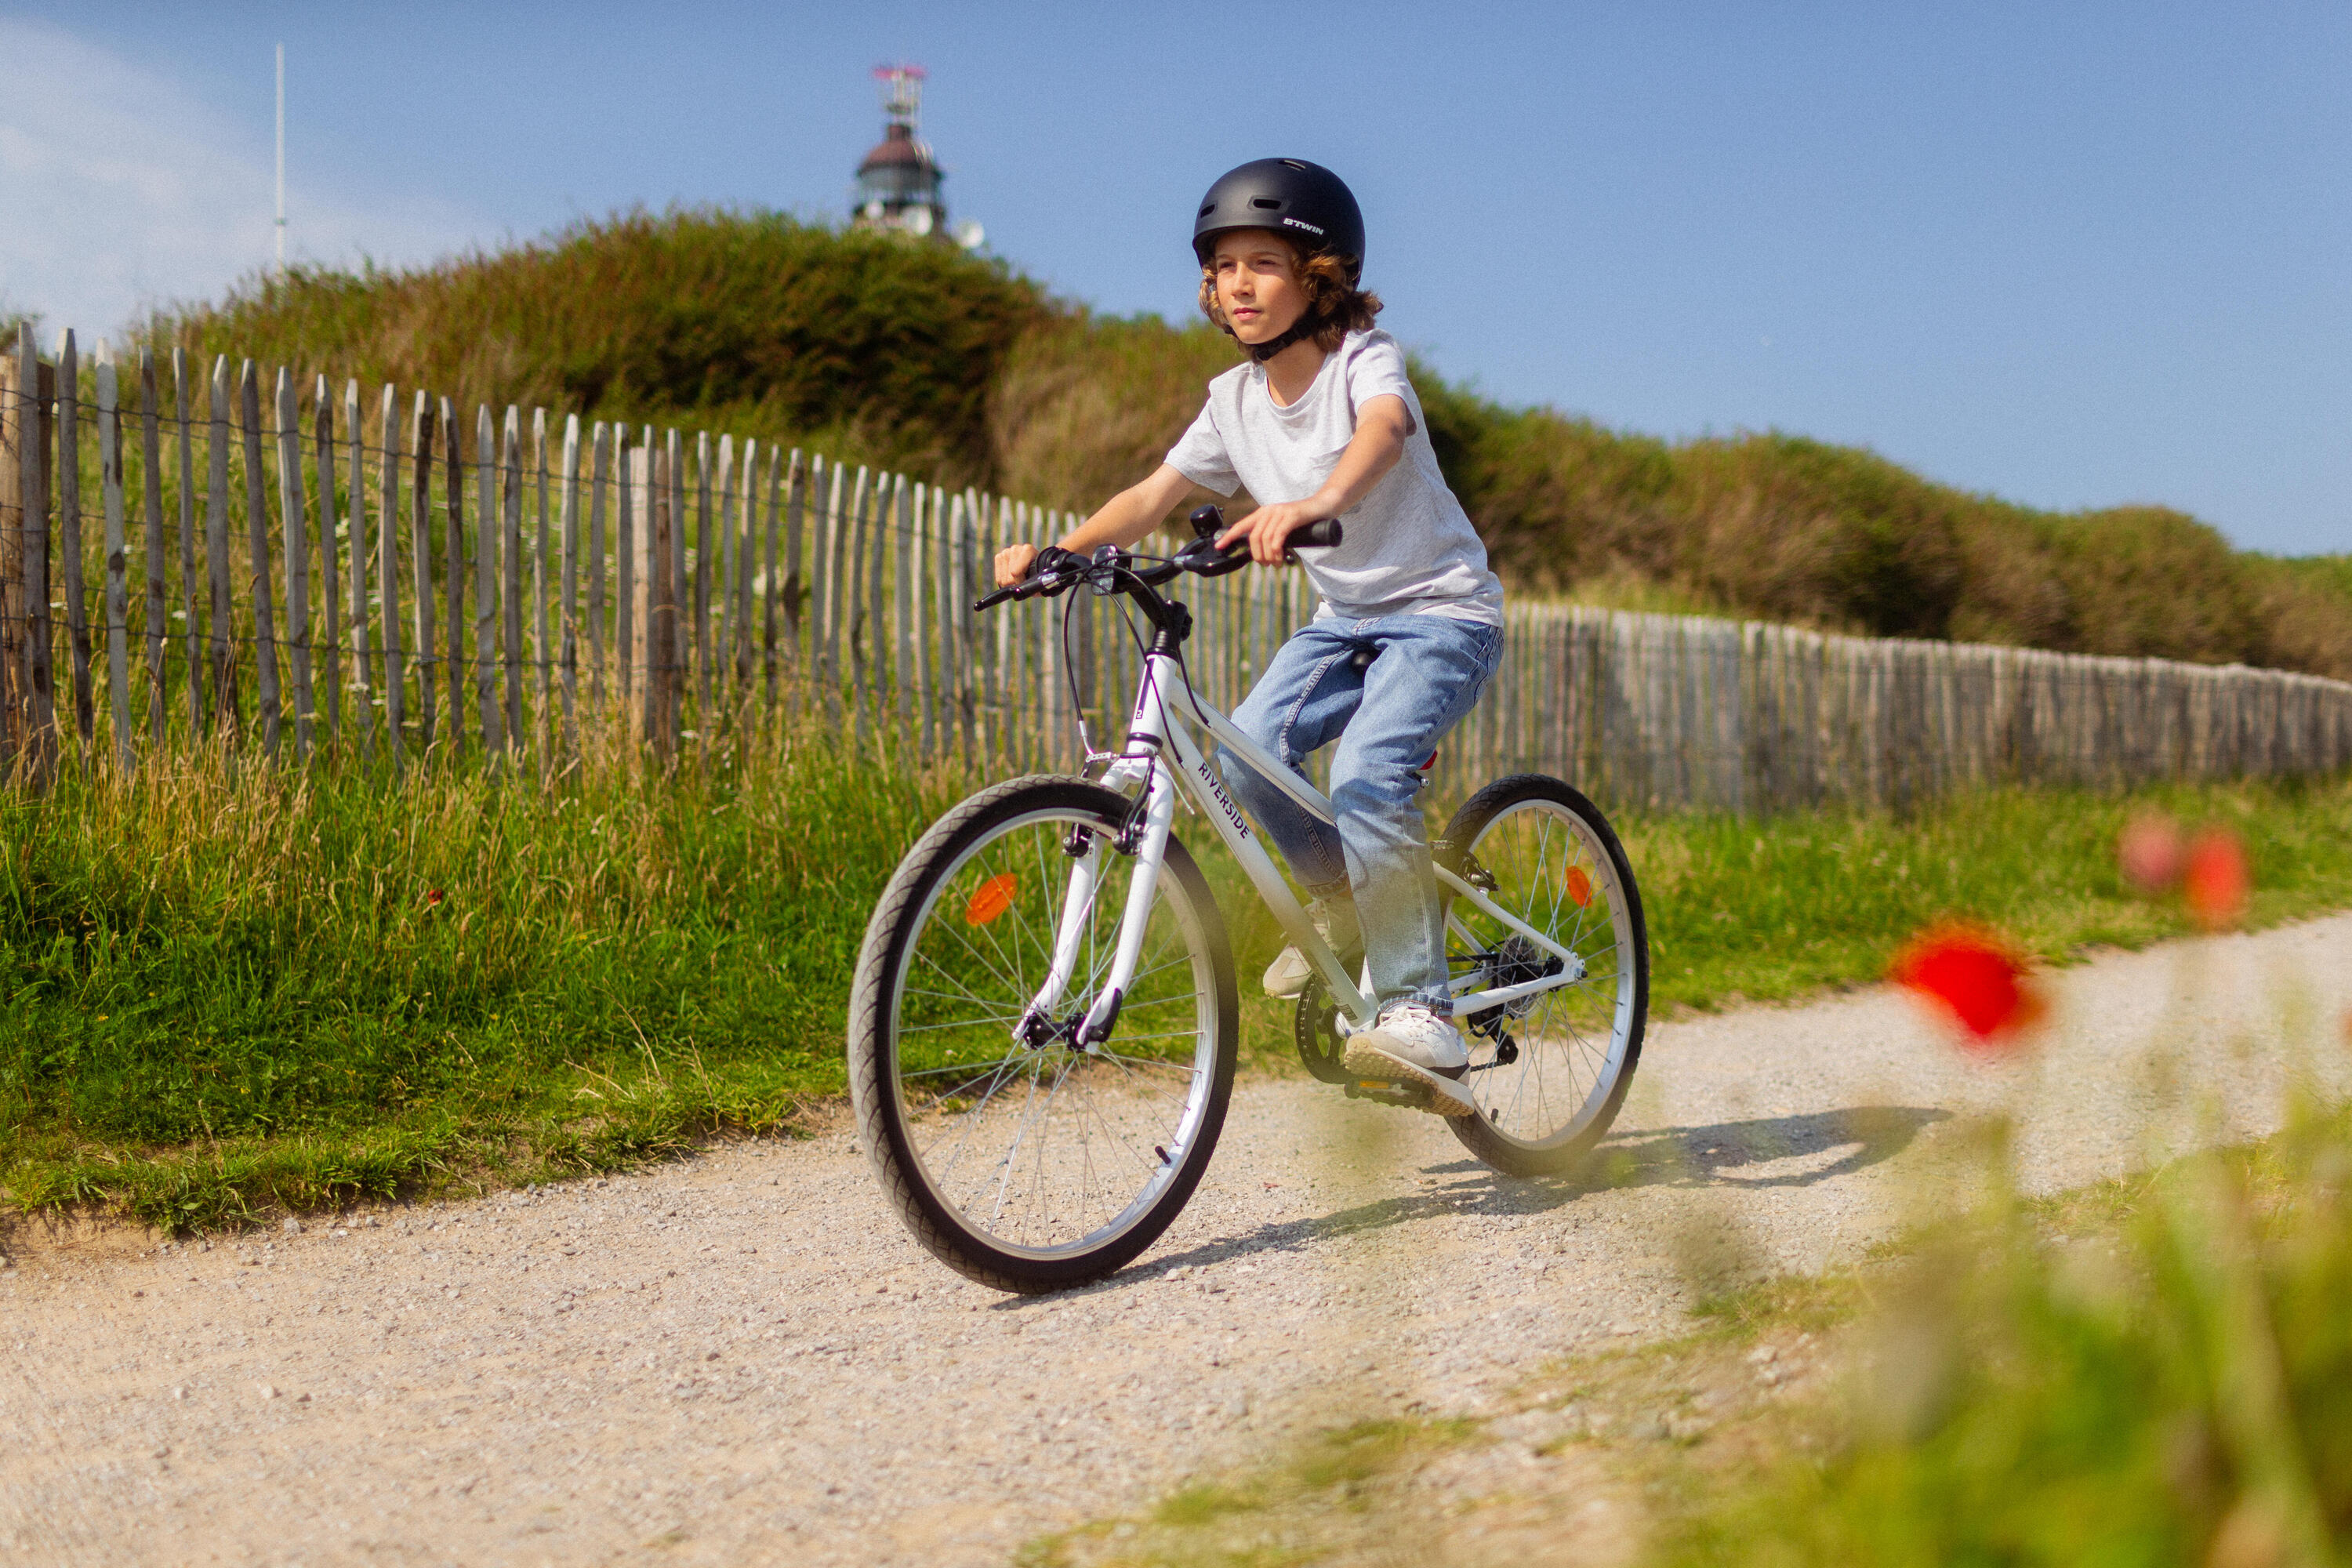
1618, 774, 2352, 1013
6, 755, 2352, 1235
0, 728, 963, 1231
153, 209, 1047, 488
1023, 1095, 2352, 1568
1651, 1105, 2352, 1566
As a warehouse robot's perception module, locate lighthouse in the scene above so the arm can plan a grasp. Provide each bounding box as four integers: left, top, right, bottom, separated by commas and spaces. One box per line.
853, 65, 983, 249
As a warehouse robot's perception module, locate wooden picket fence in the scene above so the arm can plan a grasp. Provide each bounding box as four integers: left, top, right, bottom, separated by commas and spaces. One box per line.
2, 322, 2350, 811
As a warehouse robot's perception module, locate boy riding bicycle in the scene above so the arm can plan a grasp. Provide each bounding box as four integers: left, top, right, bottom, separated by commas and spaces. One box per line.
993, 158, 1504, 1109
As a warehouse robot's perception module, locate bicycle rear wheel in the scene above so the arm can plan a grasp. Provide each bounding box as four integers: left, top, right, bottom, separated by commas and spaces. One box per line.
848, 776, 1239, 1294
1439, 775, 1648, 1176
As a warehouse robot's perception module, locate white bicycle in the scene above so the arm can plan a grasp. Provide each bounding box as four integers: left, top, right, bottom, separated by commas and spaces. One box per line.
848, 509, 1649, 1293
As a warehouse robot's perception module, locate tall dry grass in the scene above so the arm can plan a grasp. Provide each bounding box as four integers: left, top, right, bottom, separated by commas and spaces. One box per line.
151, 208, 1047, 487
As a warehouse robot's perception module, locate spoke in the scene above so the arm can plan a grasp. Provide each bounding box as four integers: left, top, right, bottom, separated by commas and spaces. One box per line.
901, 1056, 1030, 1093
1096, 1048, 1202, 1076
897, 1007, 1027, 1033
929, 917, 1030, 1008
1078, 1073, 1165, 1180
1097, 1044, 1196, 1114
984, 1064, 1047, 1228
1120, 950, 1195, 990
924, 1050, 1033, 1181
884, 794, 1232, 1258
1018, 1054, 1076, 1242
1097, 1028, 1209, 1047
912, 944, 1021, 1015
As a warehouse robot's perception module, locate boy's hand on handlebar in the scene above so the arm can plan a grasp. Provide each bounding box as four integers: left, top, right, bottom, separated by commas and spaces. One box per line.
1216, 501, 1330, 565
993, 542, 1040, 587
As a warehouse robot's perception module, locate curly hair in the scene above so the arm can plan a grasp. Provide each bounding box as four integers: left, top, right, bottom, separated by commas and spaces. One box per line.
1197, 238, 1382, 354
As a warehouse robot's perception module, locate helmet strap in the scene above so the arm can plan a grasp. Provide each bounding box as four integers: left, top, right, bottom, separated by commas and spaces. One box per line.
1247, 312, 1322, 363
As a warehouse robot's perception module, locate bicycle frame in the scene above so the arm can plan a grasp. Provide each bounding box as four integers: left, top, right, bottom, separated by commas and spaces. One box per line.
1026, 644, 1588, 1044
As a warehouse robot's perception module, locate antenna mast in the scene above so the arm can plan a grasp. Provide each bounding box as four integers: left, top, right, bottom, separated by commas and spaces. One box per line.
873, 62, 924, 134
274, 44, 286, 275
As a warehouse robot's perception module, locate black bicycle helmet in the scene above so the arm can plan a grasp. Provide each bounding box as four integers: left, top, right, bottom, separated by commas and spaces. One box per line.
1191, 158, 1365, 284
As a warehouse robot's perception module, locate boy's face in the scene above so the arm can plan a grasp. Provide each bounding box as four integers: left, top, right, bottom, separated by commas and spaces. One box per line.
1210, 230, 1309, 347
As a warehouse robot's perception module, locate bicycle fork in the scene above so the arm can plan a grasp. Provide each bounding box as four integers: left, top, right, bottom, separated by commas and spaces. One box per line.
1014, 755, 1179, 1052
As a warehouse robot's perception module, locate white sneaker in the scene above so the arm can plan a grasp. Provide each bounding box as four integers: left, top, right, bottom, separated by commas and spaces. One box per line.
1261, 897, 1360, 999
1343, 1004, 1477, 1117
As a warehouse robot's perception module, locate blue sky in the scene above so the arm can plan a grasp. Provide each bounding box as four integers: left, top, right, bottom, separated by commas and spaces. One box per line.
2, 2, 2345, 554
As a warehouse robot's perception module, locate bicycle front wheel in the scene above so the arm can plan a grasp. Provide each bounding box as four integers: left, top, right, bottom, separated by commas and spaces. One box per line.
848, 776, 1239, 1294
1440, 775, 1649, 1177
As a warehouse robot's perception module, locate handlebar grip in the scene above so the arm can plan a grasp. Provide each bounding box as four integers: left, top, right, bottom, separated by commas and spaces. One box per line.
1288, 519, 1343, 550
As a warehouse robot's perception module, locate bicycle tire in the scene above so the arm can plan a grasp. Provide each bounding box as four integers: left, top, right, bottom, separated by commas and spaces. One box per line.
1439, 775, 1649, 1177
848, 775, 1240, 1293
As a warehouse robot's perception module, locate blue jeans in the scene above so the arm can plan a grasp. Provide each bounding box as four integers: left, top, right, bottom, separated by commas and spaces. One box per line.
1214, 613, 1503, 1016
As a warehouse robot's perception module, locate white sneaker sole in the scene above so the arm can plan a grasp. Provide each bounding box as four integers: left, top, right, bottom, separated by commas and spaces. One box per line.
1262, 955, 1311, 1000
1265, 948, 1363, 1000
1341, 1036, 1479, 1118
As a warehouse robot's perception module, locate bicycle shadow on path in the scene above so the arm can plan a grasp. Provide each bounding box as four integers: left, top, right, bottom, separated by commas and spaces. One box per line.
1125, 1104, 1949, 1281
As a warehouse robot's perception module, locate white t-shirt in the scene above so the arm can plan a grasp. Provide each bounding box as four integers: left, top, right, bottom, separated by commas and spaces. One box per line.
1164, 329, 1504, 624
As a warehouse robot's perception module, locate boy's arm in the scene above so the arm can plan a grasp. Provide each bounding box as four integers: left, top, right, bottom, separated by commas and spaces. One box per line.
1215, 394, 1410, 565
992, 464, 1204, 586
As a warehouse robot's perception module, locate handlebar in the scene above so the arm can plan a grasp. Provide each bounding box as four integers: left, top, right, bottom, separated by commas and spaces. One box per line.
972, 507, 1341, 612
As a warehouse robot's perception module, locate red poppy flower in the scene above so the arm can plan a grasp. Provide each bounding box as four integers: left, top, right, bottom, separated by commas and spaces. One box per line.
1890, 922, 2045, 1051
2182, 829, 2249, 930
2116, 813, 2183, 895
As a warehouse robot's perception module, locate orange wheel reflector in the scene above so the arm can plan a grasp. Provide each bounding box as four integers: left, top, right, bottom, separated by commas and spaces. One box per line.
1564, 866, 1594, 908
964, 873, 1018, 926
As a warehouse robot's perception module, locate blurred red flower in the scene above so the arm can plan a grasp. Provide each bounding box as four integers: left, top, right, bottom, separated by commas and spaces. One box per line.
1890, 922, 2045, 1051
2183, 829, 2249, 930
2117, 812, 2184, 895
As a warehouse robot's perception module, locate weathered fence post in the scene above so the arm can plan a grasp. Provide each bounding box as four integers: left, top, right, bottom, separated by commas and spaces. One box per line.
343, 379, 370, 757
820, 458, 845, 726
59, 330, 93, 753
376, 386, 403, 771
587, 420, 608, 713
695, 430, 714, 726
97, 343, 130, 771
276, 368, 314, 760
22, 332, 57, 779
641, 435, 677, 764
474, 405, 501, 758
441, 397, 466, 758
410, 392, 436, 754
617, 426, 637, 706
239, 360, 280, 758
559, 412, 580, 762
665, 429, 686, 750
781, 446, 809, 719
312, 377, 339, 753
533, 408, 553, 770
0, 347, 24, 765
500, 406, 524, 758
139, 350, 166, 748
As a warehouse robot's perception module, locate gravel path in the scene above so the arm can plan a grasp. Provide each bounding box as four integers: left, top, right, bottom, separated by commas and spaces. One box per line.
5, 914, 2347, 1566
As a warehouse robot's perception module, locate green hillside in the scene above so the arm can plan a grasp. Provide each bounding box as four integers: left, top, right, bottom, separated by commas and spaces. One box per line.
153, 209, 2352, 677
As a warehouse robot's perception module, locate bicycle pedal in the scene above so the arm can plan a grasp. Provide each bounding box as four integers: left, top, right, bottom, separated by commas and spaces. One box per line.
1343, 1080, 1426, 1110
